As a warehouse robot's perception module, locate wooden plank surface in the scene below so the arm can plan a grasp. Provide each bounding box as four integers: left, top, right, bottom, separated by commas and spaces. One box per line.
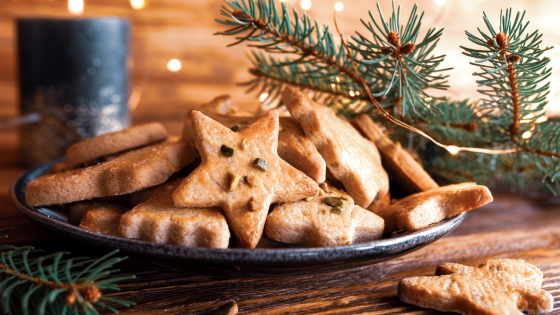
1, 128, 559, 314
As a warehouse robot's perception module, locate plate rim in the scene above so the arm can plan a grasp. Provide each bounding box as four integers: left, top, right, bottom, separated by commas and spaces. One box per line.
10, 159, 466, 266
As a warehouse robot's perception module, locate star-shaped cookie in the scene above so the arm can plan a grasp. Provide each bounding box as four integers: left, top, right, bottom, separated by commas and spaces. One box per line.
281, 88, 389, 208
398, 259, 554, 314
172, 109, 320, 248
265, 187, 384, 247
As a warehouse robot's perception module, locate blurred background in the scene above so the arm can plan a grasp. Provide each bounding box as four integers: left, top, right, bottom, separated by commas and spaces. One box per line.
1, 0, 560, 138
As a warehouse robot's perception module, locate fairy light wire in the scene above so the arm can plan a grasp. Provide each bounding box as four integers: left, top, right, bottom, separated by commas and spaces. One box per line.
332, 11, 519, 155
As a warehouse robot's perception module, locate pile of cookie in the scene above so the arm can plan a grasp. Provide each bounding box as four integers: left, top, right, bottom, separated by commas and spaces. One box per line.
26, 87, 493, 249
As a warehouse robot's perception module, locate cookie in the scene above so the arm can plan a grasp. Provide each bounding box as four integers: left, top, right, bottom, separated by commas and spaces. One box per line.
281, 87, 389, 208
119, 190, 230, 248
197, 95, 255, 129
377, 183, 493, 233
26, 136, 195, 206
127, 177, 184, 207
66, 122, 168, 168
265, 187, 384, 247
67, 199, 123, 225
278, 117, 326, 183
172, 109, 320, 248
79, 204, 129, 236
398, 259, 554, 314
352, 114, 438, 194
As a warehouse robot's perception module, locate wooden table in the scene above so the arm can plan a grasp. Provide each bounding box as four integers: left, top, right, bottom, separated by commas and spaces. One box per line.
1, 129, 560, 315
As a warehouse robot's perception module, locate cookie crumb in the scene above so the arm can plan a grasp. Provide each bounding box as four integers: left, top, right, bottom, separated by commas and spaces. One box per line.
240, 138, 249, 150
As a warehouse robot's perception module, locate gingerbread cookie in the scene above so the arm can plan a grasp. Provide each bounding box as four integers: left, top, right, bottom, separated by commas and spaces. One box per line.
66, 122, 168, 168
26, 136, 195, 206
127, 177, 184, 207
172, 109, 320, 248
398, 259, 554, 314
197, 95, 255, 129
352, 114, 438, 194
119, 190, 230, 248
265, 187, 384, 247
281, 88, 389, 208
67, 199, 124, 225
278, 117, 326, 183
79, 204, 129, 236
377, 183, 493, 233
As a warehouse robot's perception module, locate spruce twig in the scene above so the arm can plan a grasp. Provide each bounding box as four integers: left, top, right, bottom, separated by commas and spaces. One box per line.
0, 228, 135, 315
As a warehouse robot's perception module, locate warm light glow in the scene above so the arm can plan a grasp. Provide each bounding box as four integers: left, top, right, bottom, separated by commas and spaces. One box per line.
130, 0, 146, 10
349, 91, 355, 97
536, 116, 548, 123
167, 59, 182, 72
355, 91, 360, 95
523, 113, 534, 119
522, 131, 532, 139
68, 0, 84, 15
434, 0, 445, 5
335, 76, 340, 83
330, 83, 336, 89
259, 93, 268, 102
300, 0, 311, 10
424, 97, 433, 101
447, 146, 460, 155
334, 2, 344, 11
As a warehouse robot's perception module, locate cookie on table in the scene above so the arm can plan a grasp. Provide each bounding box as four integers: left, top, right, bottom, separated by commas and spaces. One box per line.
377, 182, 493, 233
398, 259, 554, 314
66, 122, 168, 168
197, 94, 255, 129
265, 187, 384, 247
26, 136, 196, 206
281, 87, 389, 208
278, 117, 326, 183
119, 189, 230, 248
352, 114, 438, 194
67, 199, 123, 225
172, 109, 320, 248
79, 204, 129, 236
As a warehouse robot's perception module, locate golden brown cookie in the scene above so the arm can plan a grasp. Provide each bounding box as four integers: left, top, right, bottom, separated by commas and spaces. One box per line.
66, 122, 168, 168
172, 109, 320, 248
377, 183, 493, 233
277, 117, 326, 183
79, 204, 129, 236
119, 191, 230, 248
67, 199, 123, 225
26, 136, 195, 206
398, 259, 554, 314
352, 114, 438, 194
197, 95, 255, 129
265, 187, 384, 247
281, 88, 389, 208
126, 177, 184, 207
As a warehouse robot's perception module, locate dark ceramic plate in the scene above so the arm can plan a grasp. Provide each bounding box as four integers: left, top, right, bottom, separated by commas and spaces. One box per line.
11, 159, 466, 278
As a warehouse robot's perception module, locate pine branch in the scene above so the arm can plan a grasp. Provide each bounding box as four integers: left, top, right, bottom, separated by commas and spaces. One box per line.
0, 228, 135, 315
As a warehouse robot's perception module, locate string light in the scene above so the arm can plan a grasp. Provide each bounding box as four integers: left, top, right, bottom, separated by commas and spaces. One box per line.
333, 11, 519, 156
300, 0, 311, 10
349, 91, 355, 97
522, 131, 532, 139
434, 0, 445, 5
167, 59, 181, 72
259, 93, 269, 102
130, 0, 146, 10
68, 0, 84, 15
424, 97, 433, 101
334, 2, 344, 12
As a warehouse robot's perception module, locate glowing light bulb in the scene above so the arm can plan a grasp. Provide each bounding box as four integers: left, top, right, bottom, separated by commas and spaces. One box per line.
349, 91, 355, 97
334, 2, 344, 11
130, 0, 146, 10
259, 93, 268, 102
335, 76, 340, 83
434, 0, 445, 5
330, 83, 336, 89
300, 0, 311, 10
522, 131, 532, 139
447, 146, 460, 155
68, 0, 84, 15
167, 59, 182, 72
424, 97, 433, 101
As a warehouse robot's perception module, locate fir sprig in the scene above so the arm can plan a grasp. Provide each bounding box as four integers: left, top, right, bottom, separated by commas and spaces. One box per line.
215, 1, 560, 196
0, 228, 135, 315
